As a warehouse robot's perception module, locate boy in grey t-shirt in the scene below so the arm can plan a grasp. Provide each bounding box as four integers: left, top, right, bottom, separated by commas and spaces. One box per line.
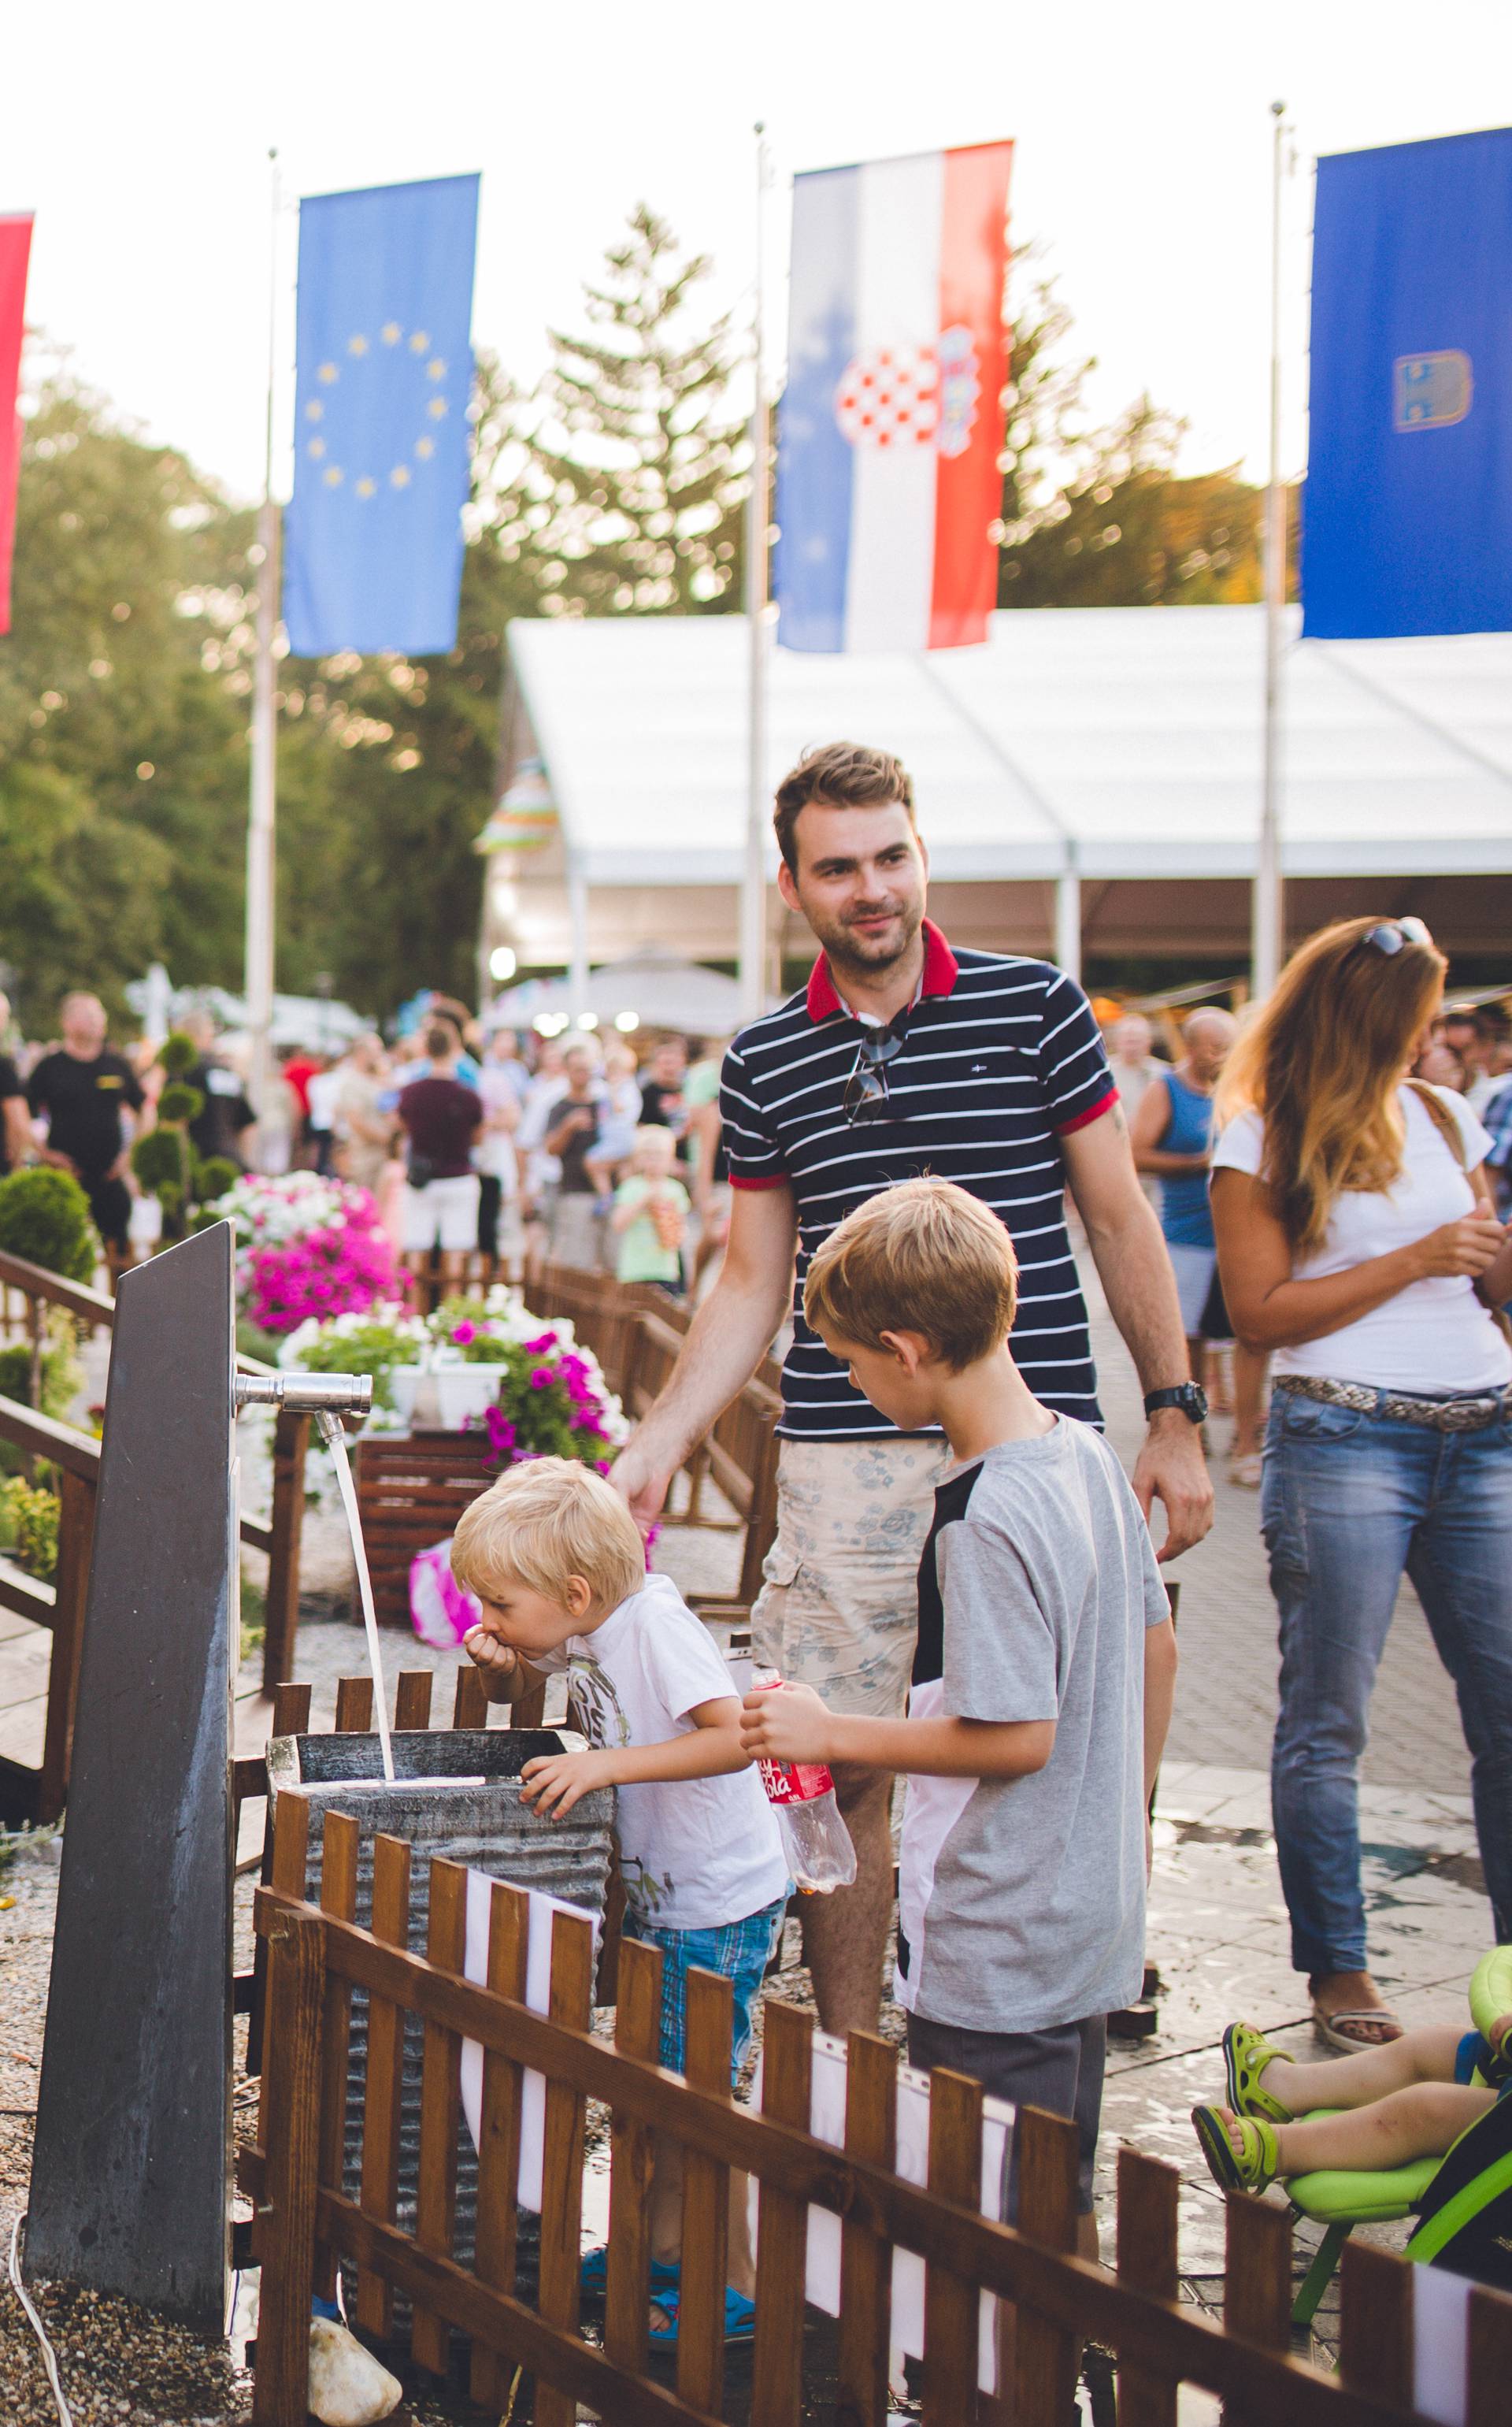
741, 1178, 1178, 2251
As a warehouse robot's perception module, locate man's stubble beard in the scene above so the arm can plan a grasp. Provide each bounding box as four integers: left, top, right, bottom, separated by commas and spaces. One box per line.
800, 891, 925, 985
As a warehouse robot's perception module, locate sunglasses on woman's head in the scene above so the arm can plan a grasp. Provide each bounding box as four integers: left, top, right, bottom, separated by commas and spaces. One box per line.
1361, 917, 1433, 956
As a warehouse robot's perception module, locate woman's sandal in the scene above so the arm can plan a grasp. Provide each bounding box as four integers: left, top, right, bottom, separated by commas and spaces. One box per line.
1221, 2021, 1295, 2124
647, 2283, 757, 2348
1228, 1452, 1263, 1489
1311, 2002, 1403, 2054
1191, 2105, 1280, 2195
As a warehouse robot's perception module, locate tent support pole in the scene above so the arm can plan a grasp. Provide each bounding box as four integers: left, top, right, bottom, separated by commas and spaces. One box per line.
1055, 863, 1082, 984
245, 147, 280, 1145
567, 860, 590, 1023
1253, 99, 1288, 1001
739, 124, 771, 1026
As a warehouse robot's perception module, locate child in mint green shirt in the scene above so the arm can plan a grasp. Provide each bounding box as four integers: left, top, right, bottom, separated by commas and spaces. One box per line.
611, 1126, 689, 1290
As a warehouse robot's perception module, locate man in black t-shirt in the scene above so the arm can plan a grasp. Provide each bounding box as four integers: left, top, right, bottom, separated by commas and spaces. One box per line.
181, 1014, 256, 1169
0, 992, 29, 1178
637, 1036, 691, 1165
28, 993, 147, 1252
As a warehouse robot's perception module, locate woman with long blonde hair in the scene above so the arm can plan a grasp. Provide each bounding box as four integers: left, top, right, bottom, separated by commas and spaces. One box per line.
1212, 917, 1512, 2052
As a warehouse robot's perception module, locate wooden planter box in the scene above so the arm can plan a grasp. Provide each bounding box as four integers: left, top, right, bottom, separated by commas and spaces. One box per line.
354, 1431, 497, 1629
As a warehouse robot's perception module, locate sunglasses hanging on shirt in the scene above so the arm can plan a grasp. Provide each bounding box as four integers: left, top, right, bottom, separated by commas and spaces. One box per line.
842, 1015, 910, 1125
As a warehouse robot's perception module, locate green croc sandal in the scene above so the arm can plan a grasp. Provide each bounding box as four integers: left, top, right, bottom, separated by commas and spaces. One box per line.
1222, 2021, 1295, 2125
1192, 2105, 1280, 2195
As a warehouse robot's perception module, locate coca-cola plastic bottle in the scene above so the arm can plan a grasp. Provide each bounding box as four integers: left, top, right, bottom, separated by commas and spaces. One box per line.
750, 1665, 858, 1893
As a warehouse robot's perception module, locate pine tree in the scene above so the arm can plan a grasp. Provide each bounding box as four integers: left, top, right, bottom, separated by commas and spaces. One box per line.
523, 205, 747, 617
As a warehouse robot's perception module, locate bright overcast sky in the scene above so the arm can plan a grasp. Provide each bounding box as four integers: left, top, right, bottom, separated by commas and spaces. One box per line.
6, 0, 1510, 505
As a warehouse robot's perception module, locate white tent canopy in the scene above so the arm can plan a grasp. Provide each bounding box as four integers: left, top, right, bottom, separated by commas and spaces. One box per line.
496, 607, 1512, 978
488, 951, 760, 1037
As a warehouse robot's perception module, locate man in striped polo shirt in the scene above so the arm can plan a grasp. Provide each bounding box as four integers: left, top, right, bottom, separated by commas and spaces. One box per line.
613, 742, 1210, 2032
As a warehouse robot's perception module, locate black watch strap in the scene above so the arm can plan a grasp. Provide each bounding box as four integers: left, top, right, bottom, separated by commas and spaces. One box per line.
1143, 1382, 1207, 1423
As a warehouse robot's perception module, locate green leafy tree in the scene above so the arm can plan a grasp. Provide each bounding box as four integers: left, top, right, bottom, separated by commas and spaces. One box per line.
522, 205, 747, 617
0, 355, 257, 1020
995, 258, 1298, 609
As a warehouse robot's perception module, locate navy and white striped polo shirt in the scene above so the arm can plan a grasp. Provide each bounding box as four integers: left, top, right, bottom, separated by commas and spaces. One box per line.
719, 921, 1116, 1440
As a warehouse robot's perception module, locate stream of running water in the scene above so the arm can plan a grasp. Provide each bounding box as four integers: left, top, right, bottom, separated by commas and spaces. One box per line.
317, 1410, 395, 1781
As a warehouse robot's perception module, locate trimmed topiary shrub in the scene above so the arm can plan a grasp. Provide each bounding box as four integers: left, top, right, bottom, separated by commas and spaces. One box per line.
0, 1167, 98, 1285
157, 1031, 198, 1078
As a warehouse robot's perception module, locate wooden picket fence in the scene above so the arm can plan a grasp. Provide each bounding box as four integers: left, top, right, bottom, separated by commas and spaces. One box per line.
244, 1795, 1512, 2427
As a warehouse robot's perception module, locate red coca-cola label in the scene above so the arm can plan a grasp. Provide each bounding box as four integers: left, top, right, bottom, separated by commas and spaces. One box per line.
758, 1757, 835, 1805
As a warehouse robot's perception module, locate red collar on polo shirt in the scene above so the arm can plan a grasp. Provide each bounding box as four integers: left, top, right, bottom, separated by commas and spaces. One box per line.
805, 918, 960, 1024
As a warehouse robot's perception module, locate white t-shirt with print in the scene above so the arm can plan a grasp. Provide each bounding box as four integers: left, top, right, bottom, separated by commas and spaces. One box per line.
540, 1572, 788, 1932
1211, 1084, 1511, 1393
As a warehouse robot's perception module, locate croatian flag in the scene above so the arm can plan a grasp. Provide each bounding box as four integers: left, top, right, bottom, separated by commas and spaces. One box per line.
775, 141, 1012, 655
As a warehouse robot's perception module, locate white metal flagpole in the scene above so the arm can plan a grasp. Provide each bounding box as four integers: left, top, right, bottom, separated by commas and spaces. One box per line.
1252, 100, 1288, 1001
739, 123, 772, 1024
245, 147, 280, 1139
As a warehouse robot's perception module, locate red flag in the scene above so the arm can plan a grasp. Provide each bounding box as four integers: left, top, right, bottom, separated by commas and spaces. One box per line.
0, 214, 34, 636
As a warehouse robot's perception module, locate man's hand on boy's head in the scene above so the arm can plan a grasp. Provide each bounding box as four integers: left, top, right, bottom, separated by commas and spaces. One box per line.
519, 1748, 613, 1815
739, 1679, 834, 1767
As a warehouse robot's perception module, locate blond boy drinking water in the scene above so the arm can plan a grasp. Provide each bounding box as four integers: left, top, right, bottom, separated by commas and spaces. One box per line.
740, 1179, 1178, 2254
451, 1458, 788, 2344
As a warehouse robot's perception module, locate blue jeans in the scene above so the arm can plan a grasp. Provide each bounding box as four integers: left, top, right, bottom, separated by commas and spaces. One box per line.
1262, 1387, 1512, 1979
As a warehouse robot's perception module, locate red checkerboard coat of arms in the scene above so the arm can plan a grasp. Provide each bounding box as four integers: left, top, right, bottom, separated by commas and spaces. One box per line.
835, 325, 981, 458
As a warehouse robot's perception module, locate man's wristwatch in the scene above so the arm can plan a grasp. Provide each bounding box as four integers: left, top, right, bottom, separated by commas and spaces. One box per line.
1143, 1382, 1208, 1425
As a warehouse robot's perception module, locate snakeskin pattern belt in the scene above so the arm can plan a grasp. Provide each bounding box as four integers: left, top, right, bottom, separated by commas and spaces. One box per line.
1274, 1373, 1512, 1433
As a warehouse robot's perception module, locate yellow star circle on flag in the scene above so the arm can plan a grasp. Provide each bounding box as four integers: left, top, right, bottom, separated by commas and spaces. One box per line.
304, 313, 454, 503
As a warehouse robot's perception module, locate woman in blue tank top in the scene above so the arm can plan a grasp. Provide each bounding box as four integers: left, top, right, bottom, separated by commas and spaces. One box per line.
1132, 1011, 1247, 1445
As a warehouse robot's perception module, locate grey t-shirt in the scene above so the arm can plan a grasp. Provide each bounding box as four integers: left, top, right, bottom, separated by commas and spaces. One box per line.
895, 1416, 1169, 2034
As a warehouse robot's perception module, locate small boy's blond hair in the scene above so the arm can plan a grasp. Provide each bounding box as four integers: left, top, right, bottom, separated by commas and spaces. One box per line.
804, 1178, 1017, 1371
451, 1455, 645, 1611
632, 1124, 676, 1161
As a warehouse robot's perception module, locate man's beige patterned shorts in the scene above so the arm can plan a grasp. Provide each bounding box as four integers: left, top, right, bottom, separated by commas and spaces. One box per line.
750, 1436, 951, 1720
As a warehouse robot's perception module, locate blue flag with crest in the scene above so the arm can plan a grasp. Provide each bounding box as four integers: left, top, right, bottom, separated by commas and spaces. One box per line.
1303, 128, 1512, 638
284, 174, 479, 657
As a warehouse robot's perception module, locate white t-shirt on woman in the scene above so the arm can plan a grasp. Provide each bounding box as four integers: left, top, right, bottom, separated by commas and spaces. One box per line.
1211, 1084, 1511, 1393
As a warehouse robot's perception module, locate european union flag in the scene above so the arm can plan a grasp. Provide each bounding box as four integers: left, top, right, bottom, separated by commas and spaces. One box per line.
1303, 128, 1512, 638
284, 174, 480, 657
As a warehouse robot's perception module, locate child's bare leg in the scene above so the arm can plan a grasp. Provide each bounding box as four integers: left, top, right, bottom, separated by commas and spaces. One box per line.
727, 2168, 755, 2297
647, 2134, 755, 2315
1270, 2081, 1494, 2174
649, 2131, 682, 2268
1269, 2023, 1464, 2116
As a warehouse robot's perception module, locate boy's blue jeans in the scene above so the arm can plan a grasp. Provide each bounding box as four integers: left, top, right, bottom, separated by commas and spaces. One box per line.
1262, 1387, 1512, 1980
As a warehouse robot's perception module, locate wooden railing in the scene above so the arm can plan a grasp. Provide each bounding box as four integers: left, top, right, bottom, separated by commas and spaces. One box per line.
244, 1796, 1512, 2427
0, 1245, 309, 1821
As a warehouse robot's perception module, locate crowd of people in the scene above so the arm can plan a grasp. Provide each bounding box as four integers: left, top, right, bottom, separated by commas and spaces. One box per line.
0, 987, 734, 1307
4, 733, 1511, 2318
